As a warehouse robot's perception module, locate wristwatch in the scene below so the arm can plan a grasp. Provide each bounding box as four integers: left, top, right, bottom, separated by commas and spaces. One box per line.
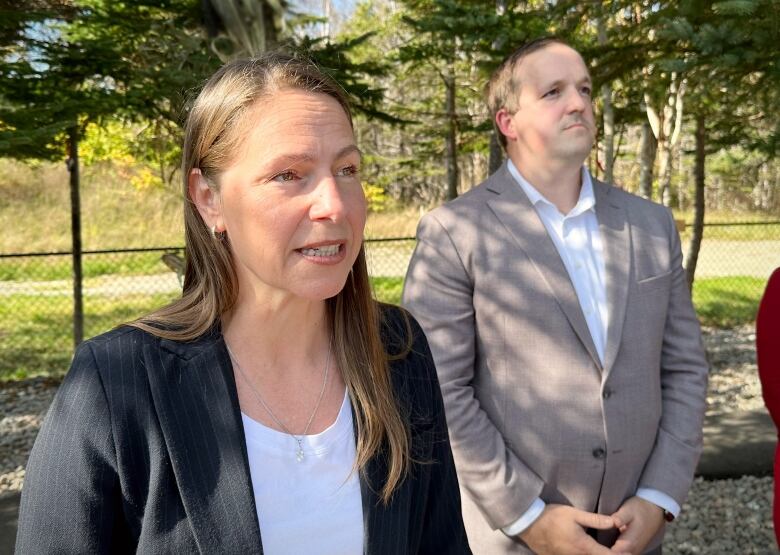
663, 509, 675, 522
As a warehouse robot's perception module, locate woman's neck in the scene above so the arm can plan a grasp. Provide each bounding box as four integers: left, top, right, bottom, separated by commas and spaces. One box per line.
221, 296, 330, 377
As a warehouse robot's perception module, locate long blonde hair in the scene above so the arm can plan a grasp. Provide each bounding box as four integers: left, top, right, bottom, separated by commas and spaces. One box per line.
132, 53, 410, 502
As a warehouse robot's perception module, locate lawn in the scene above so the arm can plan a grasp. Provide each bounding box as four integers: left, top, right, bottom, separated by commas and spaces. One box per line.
692, 275, 767, 328
0, 273, 765, 382
0, 251, 181, 282
0, 292, 177, 381
0, 277, 404, 381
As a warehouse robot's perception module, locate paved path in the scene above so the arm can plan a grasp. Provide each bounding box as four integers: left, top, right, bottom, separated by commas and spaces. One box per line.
698, 408, 775, 478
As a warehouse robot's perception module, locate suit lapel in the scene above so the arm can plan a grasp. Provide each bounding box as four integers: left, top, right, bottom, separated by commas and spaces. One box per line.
144, 329, 263, 553
486, 164, 601, 369
594, 179, 632, 374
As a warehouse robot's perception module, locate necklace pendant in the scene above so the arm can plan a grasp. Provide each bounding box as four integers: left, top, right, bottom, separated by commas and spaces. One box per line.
296, 447, 305, 462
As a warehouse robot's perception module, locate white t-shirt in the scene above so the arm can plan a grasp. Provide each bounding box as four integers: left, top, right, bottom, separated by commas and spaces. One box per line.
241, 390, 364, 554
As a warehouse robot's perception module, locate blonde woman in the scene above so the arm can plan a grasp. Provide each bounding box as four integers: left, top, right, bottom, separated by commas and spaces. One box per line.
17, 54, 469, 554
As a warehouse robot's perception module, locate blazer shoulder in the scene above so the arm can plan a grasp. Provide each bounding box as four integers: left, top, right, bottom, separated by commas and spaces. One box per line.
379, 304, 428, 358
423, 168, 509, 225
85, 323, 221, 359
597, 179, 677, 236
77, 325, 153, 361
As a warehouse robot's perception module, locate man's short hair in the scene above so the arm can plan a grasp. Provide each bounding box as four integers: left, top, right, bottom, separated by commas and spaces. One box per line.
485, 36, 571, 149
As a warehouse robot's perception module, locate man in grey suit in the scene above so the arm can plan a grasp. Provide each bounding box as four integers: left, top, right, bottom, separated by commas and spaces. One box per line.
402, 38, 708, 555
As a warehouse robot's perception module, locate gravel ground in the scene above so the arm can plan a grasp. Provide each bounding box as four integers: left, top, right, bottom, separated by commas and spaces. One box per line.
0, 326, 776, 553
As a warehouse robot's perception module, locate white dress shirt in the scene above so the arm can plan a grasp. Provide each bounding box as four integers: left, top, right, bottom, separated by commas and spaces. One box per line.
501, 161, 680, 537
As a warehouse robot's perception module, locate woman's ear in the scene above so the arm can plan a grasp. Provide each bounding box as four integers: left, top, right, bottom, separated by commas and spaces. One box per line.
188, 169, 225, 232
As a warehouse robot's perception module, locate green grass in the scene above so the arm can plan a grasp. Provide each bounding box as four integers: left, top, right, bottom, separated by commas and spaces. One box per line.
0, 274, 764, 382
0, 251, 178, 282
0, 292, 177, 381
692, 275, 765, 328
0, 277, 401, 382
372, 276, 404, 305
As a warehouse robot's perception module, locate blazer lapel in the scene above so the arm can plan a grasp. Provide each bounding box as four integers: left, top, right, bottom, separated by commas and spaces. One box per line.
594, 179, 632, 374
354, 405, 411, 554
144, 329, 263, 553
486, 164, 601, 368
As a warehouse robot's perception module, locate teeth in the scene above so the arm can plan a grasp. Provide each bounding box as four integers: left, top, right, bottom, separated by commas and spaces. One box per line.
300, 244, 340, 257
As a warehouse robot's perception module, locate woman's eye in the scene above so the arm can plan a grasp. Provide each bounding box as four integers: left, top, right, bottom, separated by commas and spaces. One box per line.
272, 170, 299, 183
337, 165, 359, 177
542, 88, 559, 98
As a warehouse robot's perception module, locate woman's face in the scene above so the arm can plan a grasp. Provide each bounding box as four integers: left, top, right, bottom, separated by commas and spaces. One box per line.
211, 89, 366, 304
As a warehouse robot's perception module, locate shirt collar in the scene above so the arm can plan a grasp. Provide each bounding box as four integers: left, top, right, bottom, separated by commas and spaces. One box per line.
507, 159, 595, 217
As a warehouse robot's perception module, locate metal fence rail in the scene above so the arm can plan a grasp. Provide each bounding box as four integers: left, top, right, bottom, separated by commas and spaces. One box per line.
1, 223, 778, 379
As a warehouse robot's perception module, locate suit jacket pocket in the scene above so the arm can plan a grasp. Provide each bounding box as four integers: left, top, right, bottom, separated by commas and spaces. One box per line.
636, 269, 673, 294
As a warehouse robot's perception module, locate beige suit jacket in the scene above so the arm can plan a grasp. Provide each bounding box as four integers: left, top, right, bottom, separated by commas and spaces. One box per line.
402, 163, 708, 554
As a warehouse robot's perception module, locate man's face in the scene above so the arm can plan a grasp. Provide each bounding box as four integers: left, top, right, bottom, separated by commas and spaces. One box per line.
498, 43, 596, 168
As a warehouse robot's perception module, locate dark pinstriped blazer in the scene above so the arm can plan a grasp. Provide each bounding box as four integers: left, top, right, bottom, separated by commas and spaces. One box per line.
16, 306, 470, 554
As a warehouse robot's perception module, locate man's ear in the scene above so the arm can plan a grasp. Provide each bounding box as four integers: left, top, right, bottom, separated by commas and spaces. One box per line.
188, 169, 224, 232
495, 108, 518, 142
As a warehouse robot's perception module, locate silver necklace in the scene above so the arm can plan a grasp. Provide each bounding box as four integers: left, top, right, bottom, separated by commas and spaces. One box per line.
226, 339, 331, 463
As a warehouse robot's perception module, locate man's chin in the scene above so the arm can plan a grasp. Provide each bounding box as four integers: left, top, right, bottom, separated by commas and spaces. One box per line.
555, 143, 594, 164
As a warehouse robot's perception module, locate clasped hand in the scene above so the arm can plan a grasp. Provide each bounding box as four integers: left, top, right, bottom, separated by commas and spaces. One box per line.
518, 497, 665, 555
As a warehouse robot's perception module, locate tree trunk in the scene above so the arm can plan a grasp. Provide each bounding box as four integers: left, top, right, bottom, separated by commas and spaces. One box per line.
685, 114, 706, 292
596, 12, 614, 184
601, 83, 615, 184
205, 0, 281, 58
488, 130, 503, 176
67, 126, 84, 347
322, 0, 331, 39
657, 76, 685, 207
487, 0, 506, 178
638, 120, 657, 199
444, 68, 459, 200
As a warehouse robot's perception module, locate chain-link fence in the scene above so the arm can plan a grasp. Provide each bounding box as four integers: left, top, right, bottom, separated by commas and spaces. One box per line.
1, 222, 778, 379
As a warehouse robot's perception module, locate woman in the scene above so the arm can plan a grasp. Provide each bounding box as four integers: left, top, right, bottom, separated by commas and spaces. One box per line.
758, 267, 780, 548
16, 53, 469, 554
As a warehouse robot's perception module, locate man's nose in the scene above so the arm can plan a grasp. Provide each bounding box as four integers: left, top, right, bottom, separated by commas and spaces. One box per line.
566, 87, 588, 113
309, 174, 346, 222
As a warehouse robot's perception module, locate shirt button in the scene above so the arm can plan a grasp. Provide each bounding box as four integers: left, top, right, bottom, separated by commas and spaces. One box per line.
602, 387, 613, 399
592, 447, 606, 459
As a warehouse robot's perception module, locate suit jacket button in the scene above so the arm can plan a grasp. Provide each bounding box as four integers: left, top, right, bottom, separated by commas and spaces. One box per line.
592, 447, 606, 459
602, 387, 613, 399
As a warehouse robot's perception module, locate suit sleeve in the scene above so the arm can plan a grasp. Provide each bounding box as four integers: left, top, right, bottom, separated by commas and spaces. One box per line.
16, 342, 123, 554
403, 213, 545, 531
636, 208, 709, 505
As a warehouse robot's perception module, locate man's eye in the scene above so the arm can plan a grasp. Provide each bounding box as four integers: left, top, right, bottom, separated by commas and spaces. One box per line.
337, 165, 359, 177
272, 170, 299, 182
581, 86, 592, 96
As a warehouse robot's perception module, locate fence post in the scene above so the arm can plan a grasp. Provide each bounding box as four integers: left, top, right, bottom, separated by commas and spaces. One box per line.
67, 126, 84, 347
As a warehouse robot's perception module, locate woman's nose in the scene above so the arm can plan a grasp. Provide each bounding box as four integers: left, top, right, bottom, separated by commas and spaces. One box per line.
309, 175, 346, 222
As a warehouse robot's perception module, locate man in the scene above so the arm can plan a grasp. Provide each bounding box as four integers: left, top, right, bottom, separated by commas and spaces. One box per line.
402, 38, 708, 555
